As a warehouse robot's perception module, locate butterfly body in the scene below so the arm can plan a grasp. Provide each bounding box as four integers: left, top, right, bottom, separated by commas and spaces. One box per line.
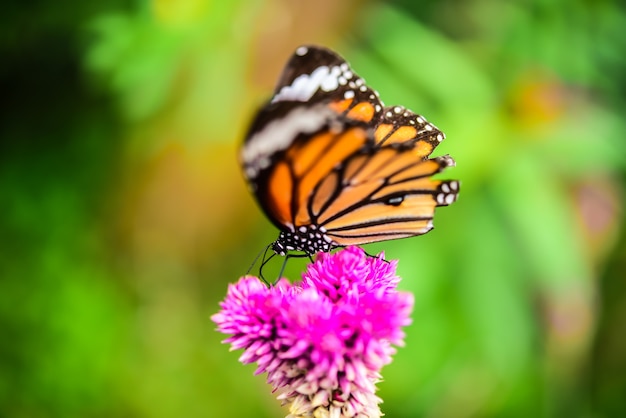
241, 46, 459, 256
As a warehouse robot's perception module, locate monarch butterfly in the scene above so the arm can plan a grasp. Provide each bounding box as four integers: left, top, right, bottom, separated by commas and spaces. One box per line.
241, 45, 459, 258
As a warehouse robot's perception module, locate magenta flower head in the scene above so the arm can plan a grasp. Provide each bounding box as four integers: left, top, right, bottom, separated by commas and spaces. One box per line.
212, 246, 414, 417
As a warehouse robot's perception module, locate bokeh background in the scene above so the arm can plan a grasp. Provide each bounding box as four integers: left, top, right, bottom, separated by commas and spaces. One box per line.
2, 0, 625, 417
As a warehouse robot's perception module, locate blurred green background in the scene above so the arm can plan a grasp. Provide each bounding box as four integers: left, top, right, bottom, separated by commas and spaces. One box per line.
1, 0, 625, 417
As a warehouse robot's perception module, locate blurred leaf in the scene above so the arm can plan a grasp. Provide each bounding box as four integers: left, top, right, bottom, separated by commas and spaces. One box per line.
492, 150, 591, 286
86, 13, 184, 120
356, 4, 496, 115
3, 0, 626, 417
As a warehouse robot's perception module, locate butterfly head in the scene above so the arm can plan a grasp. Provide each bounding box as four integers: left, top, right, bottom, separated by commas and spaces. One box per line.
271, 239, 287, 256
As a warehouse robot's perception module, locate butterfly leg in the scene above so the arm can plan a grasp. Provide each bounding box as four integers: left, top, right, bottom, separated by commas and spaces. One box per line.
259, 248, 276, 286
276, 255, 289, 285
274, 252, 313, 285
362, 248, 389, 263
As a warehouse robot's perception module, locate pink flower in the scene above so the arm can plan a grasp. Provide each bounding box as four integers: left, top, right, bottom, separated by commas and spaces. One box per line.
212, 247, 414, 417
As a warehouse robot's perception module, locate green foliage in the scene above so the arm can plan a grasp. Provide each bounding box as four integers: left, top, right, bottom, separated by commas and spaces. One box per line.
1, 0, 625, 417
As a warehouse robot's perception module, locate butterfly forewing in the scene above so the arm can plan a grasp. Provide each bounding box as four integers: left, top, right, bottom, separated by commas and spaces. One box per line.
316, 152, 457, 241
272, 46, 384, 125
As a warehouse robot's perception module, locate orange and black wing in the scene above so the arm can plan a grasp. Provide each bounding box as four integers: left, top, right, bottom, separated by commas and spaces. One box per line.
305, 107, 458, 247
240, 45, 458, 251
241, 103, 371, 232
240, 46, 383, 231
271, 45, 384, 124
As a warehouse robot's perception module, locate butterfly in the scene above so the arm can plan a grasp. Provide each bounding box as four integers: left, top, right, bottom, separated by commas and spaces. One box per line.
240, 45, 459, 258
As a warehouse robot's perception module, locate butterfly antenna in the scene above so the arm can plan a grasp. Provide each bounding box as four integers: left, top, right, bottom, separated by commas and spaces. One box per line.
246, 243, 272, 276
276, 254, 290, 286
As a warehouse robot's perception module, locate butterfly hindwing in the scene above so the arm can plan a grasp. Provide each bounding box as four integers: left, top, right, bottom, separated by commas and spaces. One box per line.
308, 108, 458, 246
320, 155, 458, 245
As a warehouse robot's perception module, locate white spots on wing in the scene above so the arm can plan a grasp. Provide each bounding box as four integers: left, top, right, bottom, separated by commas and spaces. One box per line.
272, 57, 358, 104
299, 226, 307, 233
409, 119, 416, 125
416, 116, 425, 124
244, 167, 254, 178
272, 66, 331, 102
425, 124, 433, 131
435, 155, 454, 168
375, 104, 382, 112
393, 106, 402, 114
441, 155, 456, 167
242, 105, 333, 178
259, 156, 270, 169
436, 181, 459, 206
436, 133, 444, 142
385, 111, 393, 118
344, 90, 355, 99
355, 78, 364, 87
272, 65, 342, 103
359, 85, 367, 92
296, 46, 308, 56
321, 66, 342, 91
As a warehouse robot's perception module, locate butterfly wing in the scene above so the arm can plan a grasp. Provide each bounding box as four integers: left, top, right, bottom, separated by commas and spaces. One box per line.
271, 45, 384, 124
241, 45, 459, 251
303, 107, 458, 246
241, 46, 383, 231
242, 102, 371, 232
